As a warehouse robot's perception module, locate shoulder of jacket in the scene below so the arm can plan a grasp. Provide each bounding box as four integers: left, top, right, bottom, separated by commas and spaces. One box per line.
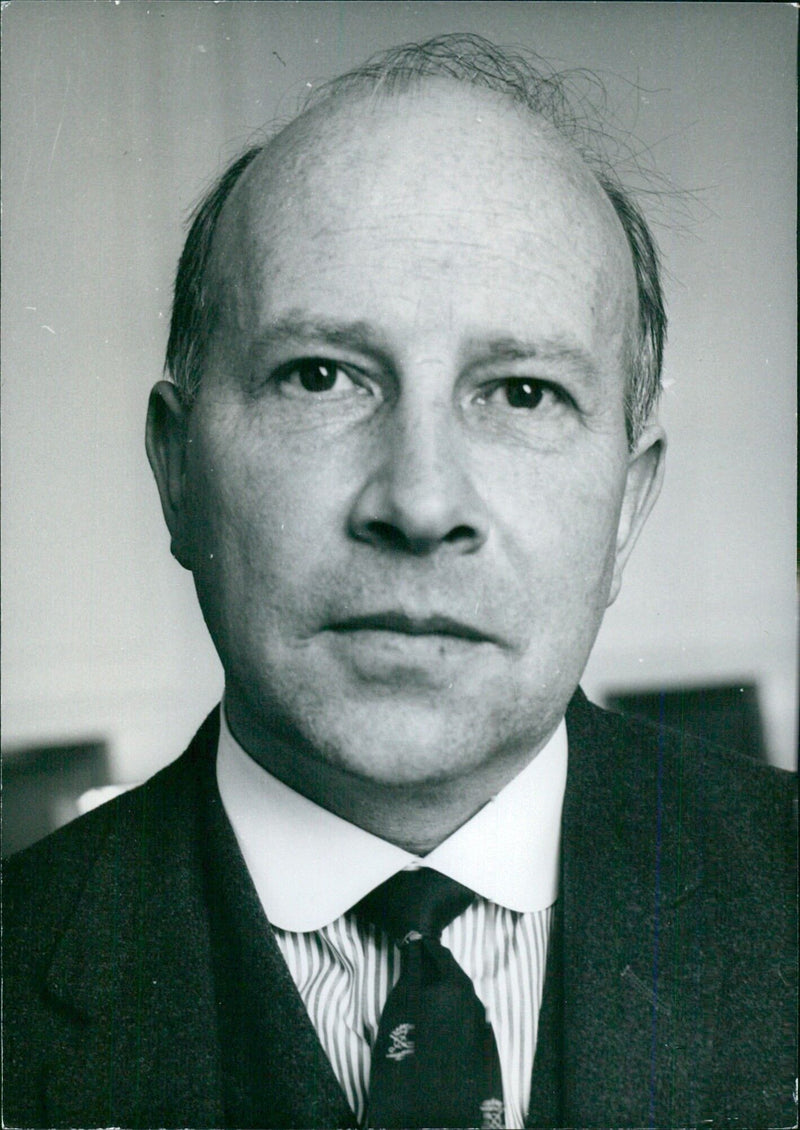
2, 710, 220, 943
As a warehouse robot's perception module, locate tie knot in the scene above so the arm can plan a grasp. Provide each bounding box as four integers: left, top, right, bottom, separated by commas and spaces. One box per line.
356, 868, 475, 944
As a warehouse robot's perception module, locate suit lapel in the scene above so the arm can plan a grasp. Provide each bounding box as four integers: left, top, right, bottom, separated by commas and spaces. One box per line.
43, 714, 227, 1127
43, 709, 355, 1129
198, 723, 357, 1128
531, 691, 711, 1127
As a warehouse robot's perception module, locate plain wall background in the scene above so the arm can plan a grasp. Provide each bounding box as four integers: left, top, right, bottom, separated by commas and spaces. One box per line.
2, 1, 796, 776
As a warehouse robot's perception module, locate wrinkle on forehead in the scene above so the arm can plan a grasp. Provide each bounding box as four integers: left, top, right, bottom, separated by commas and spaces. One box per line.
208, 80, 638, 358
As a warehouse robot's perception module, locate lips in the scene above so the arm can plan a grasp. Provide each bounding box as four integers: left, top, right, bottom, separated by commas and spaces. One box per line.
328, 611, 495, 643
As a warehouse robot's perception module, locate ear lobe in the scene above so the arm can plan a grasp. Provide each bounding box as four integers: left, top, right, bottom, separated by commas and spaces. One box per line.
607, 422, 666, 606
145, 380, 193, 570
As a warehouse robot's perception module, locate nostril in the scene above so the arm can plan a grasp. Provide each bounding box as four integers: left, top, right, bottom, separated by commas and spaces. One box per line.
443, 525, 478, 544
364, 520, 409, 551
360, 519, 481, 554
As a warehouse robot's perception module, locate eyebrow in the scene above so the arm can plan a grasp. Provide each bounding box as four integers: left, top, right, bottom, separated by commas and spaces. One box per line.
471, 335, 599, 381
251, 316, 395, 367
252, 316, 598, 381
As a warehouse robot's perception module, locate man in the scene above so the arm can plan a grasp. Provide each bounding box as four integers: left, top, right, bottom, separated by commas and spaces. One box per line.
3, 34, 796, 1129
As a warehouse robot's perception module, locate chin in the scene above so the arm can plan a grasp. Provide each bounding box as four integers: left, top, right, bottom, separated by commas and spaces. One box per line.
308, 703, 517, 790
339, 750, 477, 790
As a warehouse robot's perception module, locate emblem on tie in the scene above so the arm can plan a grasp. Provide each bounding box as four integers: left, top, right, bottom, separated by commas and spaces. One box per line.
480, 1096, 505, 1129
386, 1022, 415, 1060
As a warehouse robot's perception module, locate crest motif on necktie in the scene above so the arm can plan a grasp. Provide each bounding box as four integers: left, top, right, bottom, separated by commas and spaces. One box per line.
480, 1096, 505, 1129
386, 1022, 415, 1060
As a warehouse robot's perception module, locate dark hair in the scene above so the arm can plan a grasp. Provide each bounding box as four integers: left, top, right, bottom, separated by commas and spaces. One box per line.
165, 33, 666, 445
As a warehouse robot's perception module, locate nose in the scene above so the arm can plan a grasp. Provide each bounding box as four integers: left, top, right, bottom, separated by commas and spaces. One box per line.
348, 401, 489, 555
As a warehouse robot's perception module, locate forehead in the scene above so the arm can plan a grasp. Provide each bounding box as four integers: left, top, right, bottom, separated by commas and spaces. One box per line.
210, 82, 636, 366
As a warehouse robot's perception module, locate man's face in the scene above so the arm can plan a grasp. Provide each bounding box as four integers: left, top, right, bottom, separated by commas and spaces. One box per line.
150, 83, 663, 788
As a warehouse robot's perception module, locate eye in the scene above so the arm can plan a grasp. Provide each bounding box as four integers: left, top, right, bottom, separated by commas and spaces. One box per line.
273, 357, 364, 396
478, 378, 562, 411
502, 378, 546, 409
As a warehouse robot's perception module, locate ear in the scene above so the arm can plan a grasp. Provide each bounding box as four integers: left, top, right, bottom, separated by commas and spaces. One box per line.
607, 422, 666, 606
145, 381, 194, 570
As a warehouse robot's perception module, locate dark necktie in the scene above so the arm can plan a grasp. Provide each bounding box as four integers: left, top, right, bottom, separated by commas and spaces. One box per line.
356, 867, 505, 1129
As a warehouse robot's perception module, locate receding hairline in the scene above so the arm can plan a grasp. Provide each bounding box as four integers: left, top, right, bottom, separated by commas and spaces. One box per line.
209, 77, 635, 310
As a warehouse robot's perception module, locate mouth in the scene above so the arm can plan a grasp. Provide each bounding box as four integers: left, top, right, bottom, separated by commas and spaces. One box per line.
322, 611, 501, 688
328, 612, 495, 644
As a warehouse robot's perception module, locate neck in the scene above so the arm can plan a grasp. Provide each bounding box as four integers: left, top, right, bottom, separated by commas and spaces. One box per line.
223, 702, 543, 855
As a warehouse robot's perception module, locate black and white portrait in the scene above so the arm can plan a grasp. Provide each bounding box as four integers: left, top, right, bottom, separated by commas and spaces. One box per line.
2, 4, 796, 1127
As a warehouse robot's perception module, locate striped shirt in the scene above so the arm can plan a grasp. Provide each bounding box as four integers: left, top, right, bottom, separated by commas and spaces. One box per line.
273, 901, 553, 1126
217, 709, 567, 1128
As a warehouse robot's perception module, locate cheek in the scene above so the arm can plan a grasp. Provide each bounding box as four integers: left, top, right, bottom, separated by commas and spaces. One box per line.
488, 447, 625, 586
184, 419, 344, 611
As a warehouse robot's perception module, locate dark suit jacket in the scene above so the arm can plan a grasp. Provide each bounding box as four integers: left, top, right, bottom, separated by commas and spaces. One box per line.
3, 692, 797, 1128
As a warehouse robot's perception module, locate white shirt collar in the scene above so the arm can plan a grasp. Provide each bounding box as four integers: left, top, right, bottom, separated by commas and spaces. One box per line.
217, 705, 567, 932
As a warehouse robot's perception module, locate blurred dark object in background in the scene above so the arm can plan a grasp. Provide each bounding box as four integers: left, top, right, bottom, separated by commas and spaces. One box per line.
604, 683, 767, 762
2, 740, 109, 857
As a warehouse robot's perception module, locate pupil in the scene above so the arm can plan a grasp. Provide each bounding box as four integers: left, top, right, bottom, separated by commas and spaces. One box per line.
299, 360, 337, 392
506, 379, 543, 409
